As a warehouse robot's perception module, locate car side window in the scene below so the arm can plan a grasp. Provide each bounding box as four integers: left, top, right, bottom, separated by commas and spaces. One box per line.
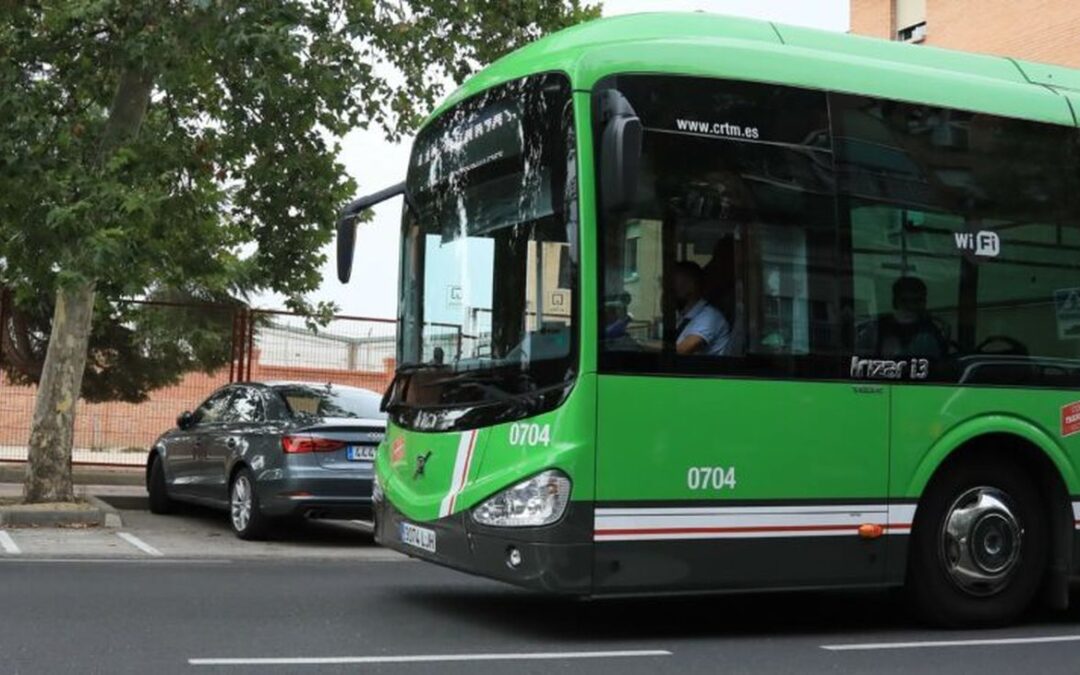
193, 389, 234, 425
227, 387, 265, 424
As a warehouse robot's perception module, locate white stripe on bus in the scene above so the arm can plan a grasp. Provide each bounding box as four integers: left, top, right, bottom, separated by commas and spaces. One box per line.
598, 504, 889, 516
594, 503, 916, 541
439, 430, 478, 518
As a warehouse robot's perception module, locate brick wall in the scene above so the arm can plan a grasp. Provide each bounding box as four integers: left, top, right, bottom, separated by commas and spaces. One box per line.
0, 357, 395, 465
927, 0, 1080, 68
850, 0, 1080, 68
850, 0, 894, 39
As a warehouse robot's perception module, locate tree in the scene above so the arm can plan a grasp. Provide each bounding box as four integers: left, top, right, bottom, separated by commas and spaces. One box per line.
2, 288, 240, 403
0, 0, 601, 502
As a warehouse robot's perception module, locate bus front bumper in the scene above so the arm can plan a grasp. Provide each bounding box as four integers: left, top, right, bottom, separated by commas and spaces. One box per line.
374, 498, 593, 594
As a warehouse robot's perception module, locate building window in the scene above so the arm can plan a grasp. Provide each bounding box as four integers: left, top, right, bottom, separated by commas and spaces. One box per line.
894, 0, 926, 42
557, 244, 573, 290
624, 236, 639, 278
898, 21, 927, 43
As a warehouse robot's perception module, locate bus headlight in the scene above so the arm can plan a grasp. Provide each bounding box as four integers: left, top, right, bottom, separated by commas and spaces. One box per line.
471, 470, 571, 528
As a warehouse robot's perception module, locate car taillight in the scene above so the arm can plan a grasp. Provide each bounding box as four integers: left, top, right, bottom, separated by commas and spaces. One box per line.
281, 435, 347, 454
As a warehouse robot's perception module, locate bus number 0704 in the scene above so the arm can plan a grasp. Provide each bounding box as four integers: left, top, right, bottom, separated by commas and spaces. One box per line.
687, 466, 737, 491
508, 423, 551, 447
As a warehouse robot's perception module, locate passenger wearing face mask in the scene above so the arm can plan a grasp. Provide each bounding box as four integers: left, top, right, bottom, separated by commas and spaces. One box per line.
859, 276, 948, 358
672, 261, 731, 356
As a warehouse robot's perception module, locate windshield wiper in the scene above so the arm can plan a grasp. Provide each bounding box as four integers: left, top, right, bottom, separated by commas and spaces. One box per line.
427, 371, 515, 403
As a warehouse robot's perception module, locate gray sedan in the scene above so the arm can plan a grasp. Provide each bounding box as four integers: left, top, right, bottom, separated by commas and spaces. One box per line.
145, 381, 385, 539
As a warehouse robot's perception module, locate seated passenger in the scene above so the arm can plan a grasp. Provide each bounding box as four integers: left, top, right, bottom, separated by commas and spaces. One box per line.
858, 276, 948, 358
603, 292, 633, 339
672, 261, 731, 356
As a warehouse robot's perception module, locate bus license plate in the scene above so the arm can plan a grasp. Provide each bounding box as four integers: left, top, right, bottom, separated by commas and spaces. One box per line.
347, 445, 376, 461
400, 522, 436, 553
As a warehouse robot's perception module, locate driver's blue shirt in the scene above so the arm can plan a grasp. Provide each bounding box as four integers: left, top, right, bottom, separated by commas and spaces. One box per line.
676, 299, 731, 356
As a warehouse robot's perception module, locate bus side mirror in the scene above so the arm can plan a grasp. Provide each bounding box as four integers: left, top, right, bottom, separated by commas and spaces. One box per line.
336, 214, 357, 284
599, 90, 642, 214
335, 181, 406, 284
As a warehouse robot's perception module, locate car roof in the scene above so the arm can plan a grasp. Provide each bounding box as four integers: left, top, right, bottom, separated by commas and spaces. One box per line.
245, 381, 382, 397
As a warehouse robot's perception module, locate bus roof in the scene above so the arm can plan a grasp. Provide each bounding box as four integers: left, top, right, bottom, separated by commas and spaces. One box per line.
431, 12, 1080, 128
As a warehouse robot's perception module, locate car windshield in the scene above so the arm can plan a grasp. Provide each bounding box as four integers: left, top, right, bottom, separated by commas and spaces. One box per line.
393, 73, 577, 410
273, 385, 382, 420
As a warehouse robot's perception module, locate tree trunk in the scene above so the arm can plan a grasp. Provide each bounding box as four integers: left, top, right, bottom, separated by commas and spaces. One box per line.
22, 64, 153, 503
22, 281, 96, 503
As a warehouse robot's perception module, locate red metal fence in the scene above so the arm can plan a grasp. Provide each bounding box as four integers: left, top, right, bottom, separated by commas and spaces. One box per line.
0, 296, 407, 467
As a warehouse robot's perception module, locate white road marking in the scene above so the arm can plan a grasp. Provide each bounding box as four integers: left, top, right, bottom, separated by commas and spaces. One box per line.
0, 530, 19, 554
116, 532, 163, 557
189, 649, 673, 666
0, 558, 231, 565
822, 634, 1080, 651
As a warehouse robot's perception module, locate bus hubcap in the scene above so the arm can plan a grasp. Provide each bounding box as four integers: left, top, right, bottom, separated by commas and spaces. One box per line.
231, 476, 252, 532
940, 486, 1022, 596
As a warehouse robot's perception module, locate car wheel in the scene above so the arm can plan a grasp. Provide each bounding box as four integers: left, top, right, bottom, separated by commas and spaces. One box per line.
230, 467, 270, 540
147, 454, 174, 515
907, 457, 1047, 627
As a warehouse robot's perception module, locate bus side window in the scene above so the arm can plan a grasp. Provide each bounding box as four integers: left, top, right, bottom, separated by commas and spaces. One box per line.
834, 92, 1080, 387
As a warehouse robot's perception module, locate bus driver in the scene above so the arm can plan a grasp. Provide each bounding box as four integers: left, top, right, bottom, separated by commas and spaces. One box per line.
672, 261, 731, 356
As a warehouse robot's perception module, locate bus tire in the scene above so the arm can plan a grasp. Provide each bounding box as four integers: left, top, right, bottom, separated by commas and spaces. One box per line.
907, 457, 1048, 627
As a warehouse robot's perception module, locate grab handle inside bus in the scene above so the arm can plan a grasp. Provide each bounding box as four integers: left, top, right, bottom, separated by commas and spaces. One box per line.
599, 89, 642, 214
336, 181, 405, 283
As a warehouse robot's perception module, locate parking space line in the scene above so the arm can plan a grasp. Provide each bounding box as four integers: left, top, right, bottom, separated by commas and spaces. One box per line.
189, 649, 673, 666
116, 532, 163, 557
0, 530, 19, 554
0, 558, 231, 565
822, 634, 1080, 651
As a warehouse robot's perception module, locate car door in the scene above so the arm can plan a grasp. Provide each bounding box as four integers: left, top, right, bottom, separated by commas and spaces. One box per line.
202, 386, 269, 504
165, 389, 232, 497
185, 387, 236, 501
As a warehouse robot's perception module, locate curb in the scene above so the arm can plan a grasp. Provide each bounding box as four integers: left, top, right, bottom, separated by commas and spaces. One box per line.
0, 493, 123, 529
84, 494, 124, 528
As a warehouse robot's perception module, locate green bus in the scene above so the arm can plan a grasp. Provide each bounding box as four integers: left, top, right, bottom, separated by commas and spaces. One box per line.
336, 12, 1080, 626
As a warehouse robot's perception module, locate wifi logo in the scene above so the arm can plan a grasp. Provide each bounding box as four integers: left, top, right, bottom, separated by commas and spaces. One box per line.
953, 231, 1000, 258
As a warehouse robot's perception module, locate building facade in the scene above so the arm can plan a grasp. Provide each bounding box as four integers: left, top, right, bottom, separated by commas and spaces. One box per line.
850, 0, 1080, 68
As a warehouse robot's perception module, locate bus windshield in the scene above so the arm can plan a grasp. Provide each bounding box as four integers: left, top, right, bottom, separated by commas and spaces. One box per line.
392, 73, 577, 418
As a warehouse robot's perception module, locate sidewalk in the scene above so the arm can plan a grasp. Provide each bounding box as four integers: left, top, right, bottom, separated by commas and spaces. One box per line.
0, 463, 143, 486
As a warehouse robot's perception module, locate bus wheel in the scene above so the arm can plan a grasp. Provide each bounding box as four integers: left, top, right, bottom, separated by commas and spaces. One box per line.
907, 458, 1047, 627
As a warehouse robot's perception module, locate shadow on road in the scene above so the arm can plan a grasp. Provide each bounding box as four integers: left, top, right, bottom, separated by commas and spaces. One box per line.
157, 501, 378, 548
397, 583, 1080, 642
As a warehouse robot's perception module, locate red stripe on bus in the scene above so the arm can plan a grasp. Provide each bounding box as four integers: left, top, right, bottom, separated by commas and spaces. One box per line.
595, 524, 858, 535
595, 522, 914, 536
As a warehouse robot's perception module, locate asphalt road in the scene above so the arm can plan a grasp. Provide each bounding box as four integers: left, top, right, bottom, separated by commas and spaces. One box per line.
5, 553, 1080, 675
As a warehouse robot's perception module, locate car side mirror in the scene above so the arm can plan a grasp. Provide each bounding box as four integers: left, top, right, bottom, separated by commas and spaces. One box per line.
177, 411, 195, 430
599, 89, 642, 215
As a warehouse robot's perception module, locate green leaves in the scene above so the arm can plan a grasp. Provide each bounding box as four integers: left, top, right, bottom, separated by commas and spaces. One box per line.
0, 0, 599, 400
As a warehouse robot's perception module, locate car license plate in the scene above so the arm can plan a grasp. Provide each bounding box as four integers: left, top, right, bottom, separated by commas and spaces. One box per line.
347, 445, 376, 461
400, 522, 436, 553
